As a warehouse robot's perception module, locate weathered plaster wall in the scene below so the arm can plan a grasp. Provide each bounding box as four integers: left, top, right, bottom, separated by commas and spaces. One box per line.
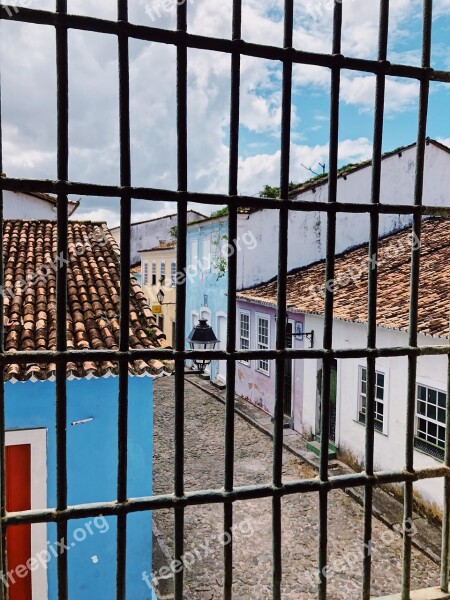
185, 217, 229, 382
5, 375, 154, 600
303, 313, 447, 512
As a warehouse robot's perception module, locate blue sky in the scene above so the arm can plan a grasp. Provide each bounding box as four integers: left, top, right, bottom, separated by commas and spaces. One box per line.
1, 0, 450, 224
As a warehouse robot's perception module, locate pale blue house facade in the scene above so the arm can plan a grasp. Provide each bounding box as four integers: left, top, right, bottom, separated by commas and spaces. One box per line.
5, 376, 157, 600
185, 215, 229, 383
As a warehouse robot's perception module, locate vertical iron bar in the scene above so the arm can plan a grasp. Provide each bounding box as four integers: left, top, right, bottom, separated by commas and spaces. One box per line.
0, 53, 6, 600
117, 1, 131, 598
272, 1, 293, 598
402, 2, 432, 598
442, 348, 450, 592
55, 1, 69, 597
174, 0, 188, 597
318, 3, 342, 599
362, 2, 389, 598
224, 0, 242, 597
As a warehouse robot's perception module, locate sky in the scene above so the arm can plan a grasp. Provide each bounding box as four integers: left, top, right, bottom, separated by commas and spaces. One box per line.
1, 0, 450, 227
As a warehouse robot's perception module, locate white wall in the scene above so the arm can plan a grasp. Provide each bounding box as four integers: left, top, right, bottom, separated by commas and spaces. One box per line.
113, 210, 204, 265
302, 313, 448, 511
237, 142, 450, 289
4, 191, 58, 219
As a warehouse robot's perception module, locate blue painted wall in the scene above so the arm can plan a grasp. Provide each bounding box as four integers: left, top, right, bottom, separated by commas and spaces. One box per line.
5, 375, 155, 599
185, 217, 228, 382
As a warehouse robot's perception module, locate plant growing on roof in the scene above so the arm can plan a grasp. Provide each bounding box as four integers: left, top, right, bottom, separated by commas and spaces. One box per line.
169, 225, 178, 239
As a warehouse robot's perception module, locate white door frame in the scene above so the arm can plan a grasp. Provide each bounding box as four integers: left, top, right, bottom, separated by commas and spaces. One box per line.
286, 319, 295, 420
216, 312, 227, 383
200, 308, 211, 375
5, 428, 48, 600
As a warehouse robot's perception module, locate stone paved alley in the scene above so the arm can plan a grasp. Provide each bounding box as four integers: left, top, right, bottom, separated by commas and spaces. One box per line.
152, 377, 439, 599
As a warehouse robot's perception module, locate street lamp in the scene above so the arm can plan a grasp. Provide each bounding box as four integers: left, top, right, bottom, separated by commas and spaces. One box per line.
186, 319, 219, 374
156, 288, 175, 306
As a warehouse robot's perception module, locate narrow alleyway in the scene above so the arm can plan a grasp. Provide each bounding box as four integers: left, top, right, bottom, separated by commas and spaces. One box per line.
153, 377, 439, 599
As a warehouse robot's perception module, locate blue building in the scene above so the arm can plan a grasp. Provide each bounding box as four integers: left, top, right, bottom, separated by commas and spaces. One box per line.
2, 220, 170, 600
185, 214, 228, 383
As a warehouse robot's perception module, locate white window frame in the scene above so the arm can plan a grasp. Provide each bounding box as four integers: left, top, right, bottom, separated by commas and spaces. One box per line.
160, 261, 166, 285
356, 364, 389, 436
200, 237, 211, 271
415, 378, 447, 460
151, 261, 157, 286
143, 261, 149, 285
238, 310, 251, 366
255, 313, 270, 376
5, 428, 48, 600
190, 239, 198, 269
170, 260, 177, 287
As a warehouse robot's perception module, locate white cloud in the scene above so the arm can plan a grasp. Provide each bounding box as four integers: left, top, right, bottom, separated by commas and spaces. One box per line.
0, 0, 445, 229
237, 137, 373, 195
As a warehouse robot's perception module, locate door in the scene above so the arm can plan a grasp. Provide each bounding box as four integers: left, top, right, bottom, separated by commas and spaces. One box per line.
171, 321, 176, 347
216, 315, 227, 382
283, 321, 294, 419
6, 444, 32, 600
316, 359, 337, 442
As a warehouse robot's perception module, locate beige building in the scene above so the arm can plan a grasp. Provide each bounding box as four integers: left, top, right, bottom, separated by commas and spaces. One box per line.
139, 241, 177, 346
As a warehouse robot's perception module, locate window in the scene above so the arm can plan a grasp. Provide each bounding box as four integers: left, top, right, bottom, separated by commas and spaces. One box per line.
171, 260, 177, 287
415, 384, 446, 461
201, 237, 211, 271
256, 314, 270, 375
239, 311, 250, 365
358, 367, 386, 433
151, 261, 156, 286
190, 239, 198, 268
160, 261, 166, 285
143, 262, 149, 285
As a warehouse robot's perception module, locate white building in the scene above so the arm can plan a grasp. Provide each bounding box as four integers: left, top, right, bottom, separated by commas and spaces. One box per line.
111, 210, 206, 266
3, 189, 79, 219
236, 138, 450, 289
237, 217, 450, 514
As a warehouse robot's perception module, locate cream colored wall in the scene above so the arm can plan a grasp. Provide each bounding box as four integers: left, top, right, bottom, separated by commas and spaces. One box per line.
140, 247, 177, 347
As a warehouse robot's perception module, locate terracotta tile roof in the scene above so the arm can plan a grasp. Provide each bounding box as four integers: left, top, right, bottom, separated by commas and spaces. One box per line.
139, 240, 176, 253
237, 218, 450, 339
2, 220, 172, 382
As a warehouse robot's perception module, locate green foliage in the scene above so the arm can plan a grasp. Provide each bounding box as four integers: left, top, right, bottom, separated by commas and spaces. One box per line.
169, 225, 178, 239
210, 206, 229, 218
259, 182, 300, 198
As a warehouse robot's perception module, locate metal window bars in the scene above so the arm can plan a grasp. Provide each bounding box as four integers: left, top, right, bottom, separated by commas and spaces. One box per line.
0, 1, 449, 599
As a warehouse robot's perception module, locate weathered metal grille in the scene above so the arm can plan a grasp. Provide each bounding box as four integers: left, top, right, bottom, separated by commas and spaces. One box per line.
0, 1, 450, 599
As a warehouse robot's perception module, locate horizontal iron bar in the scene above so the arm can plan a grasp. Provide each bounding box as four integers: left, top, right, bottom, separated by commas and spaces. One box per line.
0, 6, 448, 83
3, 177, 450, 217
3, 465, 449, 526
2, 344, 450, 365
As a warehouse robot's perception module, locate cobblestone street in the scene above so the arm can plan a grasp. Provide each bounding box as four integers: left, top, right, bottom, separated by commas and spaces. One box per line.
153, 377, 439, 599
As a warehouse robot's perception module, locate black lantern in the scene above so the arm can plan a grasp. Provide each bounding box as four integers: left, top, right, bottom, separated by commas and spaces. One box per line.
186, 319, 219, 373
156, 289, 165, 305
